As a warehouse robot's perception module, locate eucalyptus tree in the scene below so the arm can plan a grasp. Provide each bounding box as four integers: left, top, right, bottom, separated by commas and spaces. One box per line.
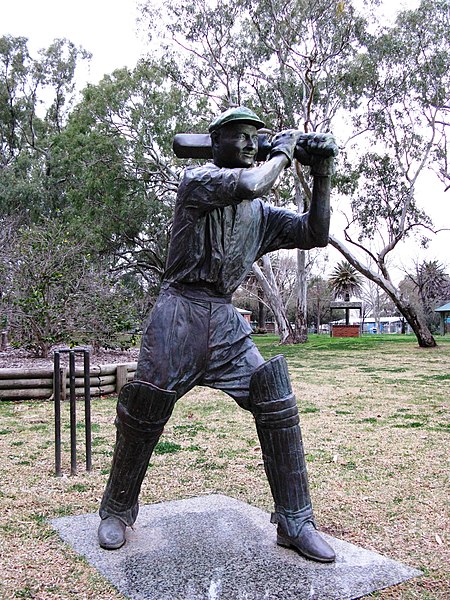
57, 59, 205, 294
1, 221, 140, 357
242, 0, 372, 342
139, 0, 449, 347
329, 0, 450, 347
0, 40, 201, 350
140, 0, 374, 342
0, 35, 90, 221
358, 279, 399, 333
307, 275, 332, 333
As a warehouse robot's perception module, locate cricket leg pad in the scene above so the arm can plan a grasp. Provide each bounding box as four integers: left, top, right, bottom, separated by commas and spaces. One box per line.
250, 355, 335, 563
98, 381, 176, 548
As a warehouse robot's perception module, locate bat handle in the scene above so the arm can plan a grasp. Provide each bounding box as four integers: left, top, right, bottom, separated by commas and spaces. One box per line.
256, 136, 271, 161
258, 133, 319, 162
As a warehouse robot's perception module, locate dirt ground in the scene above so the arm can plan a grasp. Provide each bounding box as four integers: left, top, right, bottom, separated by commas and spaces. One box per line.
0, 346, 140, 370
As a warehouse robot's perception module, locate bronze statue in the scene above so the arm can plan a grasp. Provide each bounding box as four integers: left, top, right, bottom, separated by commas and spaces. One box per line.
98, 106, 338, 562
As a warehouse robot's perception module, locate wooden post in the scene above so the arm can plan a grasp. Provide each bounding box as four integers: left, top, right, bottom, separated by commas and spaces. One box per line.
69, 351, 77, 476
0, 360, 137, 400
61, 366, 68, 402
54, 352, 62, 477
116, 364, 128, 394
83, 349, 92, 472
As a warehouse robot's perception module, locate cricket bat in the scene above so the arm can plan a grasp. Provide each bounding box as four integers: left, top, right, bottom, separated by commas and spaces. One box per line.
173, 133, 272, 161
172, 132, 337, 162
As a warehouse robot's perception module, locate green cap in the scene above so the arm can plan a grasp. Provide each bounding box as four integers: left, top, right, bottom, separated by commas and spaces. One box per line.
208, 106, 265, 133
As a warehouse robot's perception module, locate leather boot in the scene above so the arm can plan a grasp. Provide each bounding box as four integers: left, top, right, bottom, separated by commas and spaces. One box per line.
98, 380, 176, 549
250, 355, 335, 563
98, 516, 127, 550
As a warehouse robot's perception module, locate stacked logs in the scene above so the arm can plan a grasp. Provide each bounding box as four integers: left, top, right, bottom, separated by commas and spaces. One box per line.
0, 362, 137, 401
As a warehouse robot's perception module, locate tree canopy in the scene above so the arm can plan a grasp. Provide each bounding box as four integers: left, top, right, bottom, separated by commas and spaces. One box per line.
1, 0, 449, 353
139, 0, 449, 346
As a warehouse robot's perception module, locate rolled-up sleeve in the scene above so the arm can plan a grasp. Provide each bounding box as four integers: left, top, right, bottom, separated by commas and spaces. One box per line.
179, 164, 243, 211
257, 205, 323, 256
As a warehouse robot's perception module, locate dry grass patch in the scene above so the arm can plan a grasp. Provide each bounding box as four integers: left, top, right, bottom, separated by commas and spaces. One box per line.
0, 335, 448, 598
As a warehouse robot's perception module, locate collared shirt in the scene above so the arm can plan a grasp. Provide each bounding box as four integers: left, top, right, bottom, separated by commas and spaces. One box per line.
163, 163, 316, 296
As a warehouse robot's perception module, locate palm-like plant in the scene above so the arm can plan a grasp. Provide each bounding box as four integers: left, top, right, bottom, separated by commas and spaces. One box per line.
329, 260, 364, 325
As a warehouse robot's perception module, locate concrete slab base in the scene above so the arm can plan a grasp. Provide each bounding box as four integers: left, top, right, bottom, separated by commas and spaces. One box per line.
51, 494, 421, 600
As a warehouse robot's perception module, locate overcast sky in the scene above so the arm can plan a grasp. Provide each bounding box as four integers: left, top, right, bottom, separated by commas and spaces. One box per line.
2, 0, 449, 274
2, 0, 144, 86
2, 0, 420, 88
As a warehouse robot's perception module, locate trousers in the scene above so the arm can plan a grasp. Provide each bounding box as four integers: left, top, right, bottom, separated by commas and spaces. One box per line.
135, 285, 265, 408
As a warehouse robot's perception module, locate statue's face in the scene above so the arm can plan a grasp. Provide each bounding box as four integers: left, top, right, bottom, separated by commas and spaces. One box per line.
212, 123, 258, 168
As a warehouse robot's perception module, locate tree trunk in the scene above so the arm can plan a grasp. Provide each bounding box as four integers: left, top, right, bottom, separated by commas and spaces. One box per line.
316, 293, 321, 334
258, 298, 266, 331
329, 236, 437, 348
344, 293, 350, 326
374, 286, 381, 334
390, 297, 437, 347
293, 249, 308, 343
252, 257, 295, 344
292, 176, 308, 344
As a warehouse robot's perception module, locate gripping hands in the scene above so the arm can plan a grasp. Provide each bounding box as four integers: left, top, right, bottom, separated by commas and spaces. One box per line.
296, 132, 338, 176
269, 129, 299, 168
270, 131, 338, 176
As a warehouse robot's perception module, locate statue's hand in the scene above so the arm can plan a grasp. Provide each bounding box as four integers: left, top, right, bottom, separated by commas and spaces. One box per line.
270, 129, 301, 168
295, 133, 338, 177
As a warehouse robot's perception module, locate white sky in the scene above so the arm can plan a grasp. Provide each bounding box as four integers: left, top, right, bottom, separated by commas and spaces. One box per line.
2, 0, 144, 86
2, 0, 449, 277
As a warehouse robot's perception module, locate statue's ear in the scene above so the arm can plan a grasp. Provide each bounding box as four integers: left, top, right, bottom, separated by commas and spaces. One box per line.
210, 131, 219, 151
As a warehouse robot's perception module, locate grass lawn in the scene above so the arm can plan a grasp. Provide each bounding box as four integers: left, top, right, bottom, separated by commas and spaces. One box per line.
0, 334, 449, 598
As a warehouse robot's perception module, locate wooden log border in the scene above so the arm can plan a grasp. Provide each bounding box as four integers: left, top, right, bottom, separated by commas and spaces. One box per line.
0, 362, 137, 401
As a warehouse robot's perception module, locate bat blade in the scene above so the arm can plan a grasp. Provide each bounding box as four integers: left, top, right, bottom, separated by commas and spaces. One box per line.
173, 134, 212, 159
173, 133, 272, 161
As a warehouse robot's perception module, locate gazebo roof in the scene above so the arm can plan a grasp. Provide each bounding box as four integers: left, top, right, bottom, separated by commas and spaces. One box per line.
330, 301, 363, 309
435, 302, 450, 313
236, 307, 252, 315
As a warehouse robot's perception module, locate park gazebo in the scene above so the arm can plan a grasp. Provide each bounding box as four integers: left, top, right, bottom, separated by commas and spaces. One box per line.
329, 301, 363, 337
435, 302, 450, 335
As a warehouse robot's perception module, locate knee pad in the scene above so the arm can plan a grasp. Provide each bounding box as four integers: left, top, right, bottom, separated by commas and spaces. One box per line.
249, 355, 299, 429
115, 381, 176, 441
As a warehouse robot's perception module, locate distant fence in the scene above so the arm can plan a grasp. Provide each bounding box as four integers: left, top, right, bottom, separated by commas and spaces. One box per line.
0, 362, 137, 401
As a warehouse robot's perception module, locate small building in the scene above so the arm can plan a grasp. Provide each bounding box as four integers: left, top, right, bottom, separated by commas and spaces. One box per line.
331, 316, 413, 334
236, 307, 252, 324
330, 301, 362, 337
435, 302, 450, 336
361, 316, 411, 334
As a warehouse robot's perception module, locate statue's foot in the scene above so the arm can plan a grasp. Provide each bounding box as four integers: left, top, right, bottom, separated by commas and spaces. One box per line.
98, 516, 127, 550
277, 522, 335, 563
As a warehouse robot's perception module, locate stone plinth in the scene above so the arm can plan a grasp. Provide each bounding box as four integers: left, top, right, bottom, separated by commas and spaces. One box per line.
51, 494, 421, 600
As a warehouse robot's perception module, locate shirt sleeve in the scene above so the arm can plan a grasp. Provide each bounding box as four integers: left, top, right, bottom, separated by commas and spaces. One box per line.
178, 164, 244, 211
257, 204, 318, 256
